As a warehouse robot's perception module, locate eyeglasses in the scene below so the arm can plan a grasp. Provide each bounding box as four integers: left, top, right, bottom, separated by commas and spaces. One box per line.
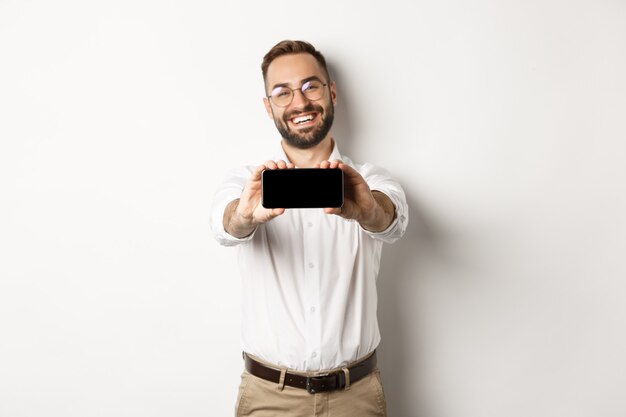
267, 80, 328, 107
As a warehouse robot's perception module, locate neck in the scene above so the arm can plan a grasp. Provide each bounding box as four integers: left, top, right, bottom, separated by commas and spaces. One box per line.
281, 136, 334, 168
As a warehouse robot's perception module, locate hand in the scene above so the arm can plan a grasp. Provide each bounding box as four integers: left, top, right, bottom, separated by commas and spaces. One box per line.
316, 159, 376, 220
316, 160, 396, 232
225, 160, 294, 238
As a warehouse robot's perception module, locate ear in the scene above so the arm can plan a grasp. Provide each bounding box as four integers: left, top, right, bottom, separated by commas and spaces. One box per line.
263, 97, 274, 119
330, 81, 337, 106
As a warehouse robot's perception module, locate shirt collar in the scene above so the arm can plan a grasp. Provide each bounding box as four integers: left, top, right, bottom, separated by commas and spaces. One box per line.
277, 139, 342, 167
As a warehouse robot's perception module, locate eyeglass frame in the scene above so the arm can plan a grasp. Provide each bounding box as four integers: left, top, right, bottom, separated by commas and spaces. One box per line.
266, 78, 330, 107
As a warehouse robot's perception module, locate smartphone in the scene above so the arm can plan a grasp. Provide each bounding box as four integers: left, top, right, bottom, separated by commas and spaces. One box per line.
262, 168, 344, 209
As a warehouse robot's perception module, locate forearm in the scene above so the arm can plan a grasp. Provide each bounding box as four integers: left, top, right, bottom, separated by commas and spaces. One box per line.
358, 191, 396, 233
223, 199, 257, 239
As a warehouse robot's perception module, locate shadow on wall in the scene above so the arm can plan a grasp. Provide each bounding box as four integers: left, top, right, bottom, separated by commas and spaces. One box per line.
327, 62, 357, 160
377, 193, 440, 417
329, 61, 448, 416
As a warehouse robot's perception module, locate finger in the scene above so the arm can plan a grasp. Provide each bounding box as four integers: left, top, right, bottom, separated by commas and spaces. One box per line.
272, 208, 286, 216
251, 164, 266, 181
265, 208, 285, 221
319, 160, 331, 169
330, 159, 342, 169
324, 207, 341, 215
287, 162, 295, 169
264, 160, 278, 170
259, 207, 285, 224
276, 160, 287, 169
338, 162, 361, 179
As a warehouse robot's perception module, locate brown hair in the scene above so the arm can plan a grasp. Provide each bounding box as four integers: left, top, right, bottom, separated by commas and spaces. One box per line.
261, 40, 330, 84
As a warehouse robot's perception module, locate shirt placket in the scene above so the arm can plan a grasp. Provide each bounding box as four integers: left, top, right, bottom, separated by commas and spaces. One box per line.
302, 212, 322, 369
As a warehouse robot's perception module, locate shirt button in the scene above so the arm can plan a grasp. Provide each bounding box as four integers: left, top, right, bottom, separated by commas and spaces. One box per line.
312, 352, 317, 358
308, 263, 314, 269
307, 222, 313, 227
310, 306, 316, 313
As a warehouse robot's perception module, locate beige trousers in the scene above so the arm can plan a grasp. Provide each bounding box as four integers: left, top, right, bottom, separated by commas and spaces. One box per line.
234, 365, 387, 417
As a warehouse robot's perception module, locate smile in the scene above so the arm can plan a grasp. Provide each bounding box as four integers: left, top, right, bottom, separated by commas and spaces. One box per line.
289, 112, 318, 126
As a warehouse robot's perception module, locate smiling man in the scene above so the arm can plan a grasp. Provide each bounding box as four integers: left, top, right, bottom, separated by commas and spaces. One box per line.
210, 40, 408, 417
263, 55, 334, 152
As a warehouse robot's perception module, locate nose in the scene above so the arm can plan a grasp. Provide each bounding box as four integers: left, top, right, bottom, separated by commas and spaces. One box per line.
290, 88, 310, 108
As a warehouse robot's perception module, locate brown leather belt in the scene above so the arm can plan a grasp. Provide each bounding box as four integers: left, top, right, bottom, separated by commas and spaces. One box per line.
244, 351, 377, 394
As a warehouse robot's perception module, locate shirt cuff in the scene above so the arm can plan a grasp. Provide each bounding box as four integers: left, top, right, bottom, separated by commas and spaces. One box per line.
360, 190, 408, 243
215, 227, 257, 247
211, 196, 257, 247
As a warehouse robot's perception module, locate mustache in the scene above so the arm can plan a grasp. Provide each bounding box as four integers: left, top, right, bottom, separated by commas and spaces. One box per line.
283, 103, 323, 121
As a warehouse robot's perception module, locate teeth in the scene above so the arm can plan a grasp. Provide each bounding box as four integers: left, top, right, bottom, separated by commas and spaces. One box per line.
293, 114, 314, 124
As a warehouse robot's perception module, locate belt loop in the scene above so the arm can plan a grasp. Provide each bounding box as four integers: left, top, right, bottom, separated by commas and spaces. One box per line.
276, 368, 287, 392
342, 367, 351, 391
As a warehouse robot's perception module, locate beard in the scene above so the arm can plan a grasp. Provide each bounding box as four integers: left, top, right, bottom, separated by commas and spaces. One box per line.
274, 102, 334, 150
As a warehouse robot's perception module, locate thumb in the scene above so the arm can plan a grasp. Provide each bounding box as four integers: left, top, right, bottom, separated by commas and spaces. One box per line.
261, 207, 285, 223
271, 208, 286, 217
324, 207, 342, 215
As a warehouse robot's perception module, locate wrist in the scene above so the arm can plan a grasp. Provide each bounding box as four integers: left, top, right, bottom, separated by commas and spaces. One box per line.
358, 203, 385, 232
233, 209, 258, 232
359, 192, 395, 232
225, 200, 257, 238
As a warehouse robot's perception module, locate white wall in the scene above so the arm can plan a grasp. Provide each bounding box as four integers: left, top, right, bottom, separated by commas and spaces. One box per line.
1, 1, 625, 416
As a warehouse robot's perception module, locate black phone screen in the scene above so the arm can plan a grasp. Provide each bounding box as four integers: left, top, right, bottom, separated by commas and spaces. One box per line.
262, 168, 344, 209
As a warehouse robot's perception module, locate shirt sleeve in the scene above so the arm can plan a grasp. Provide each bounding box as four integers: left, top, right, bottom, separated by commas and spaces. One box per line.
358, 163, 409, 244
210, 165, 257, 247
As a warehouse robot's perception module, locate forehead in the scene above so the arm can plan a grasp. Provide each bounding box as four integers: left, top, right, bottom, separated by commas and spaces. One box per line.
265, 53, 326, 88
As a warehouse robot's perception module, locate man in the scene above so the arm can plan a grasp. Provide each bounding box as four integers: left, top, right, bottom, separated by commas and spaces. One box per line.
210, 40, 408, 417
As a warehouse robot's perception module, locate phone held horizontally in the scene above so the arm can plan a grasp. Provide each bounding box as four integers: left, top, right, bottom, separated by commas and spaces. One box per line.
261, 168, 344, 209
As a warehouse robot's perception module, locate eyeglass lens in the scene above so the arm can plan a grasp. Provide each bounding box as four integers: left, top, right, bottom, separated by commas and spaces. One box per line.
269, 80, 325, 107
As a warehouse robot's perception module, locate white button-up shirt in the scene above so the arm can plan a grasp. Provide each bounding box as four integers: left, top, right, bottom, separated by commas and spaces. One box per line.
210, 144, 408, 371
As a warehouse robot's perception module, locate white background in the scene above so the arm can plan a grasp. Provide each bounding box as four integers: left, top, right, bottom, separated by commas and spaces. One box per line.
1, 1, 625, 416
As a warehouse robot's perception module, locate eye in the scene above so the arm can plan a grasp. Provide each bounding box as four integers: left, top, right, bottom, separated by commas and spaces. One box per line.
302, 81, 319, 92
271, 87, 290, 98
